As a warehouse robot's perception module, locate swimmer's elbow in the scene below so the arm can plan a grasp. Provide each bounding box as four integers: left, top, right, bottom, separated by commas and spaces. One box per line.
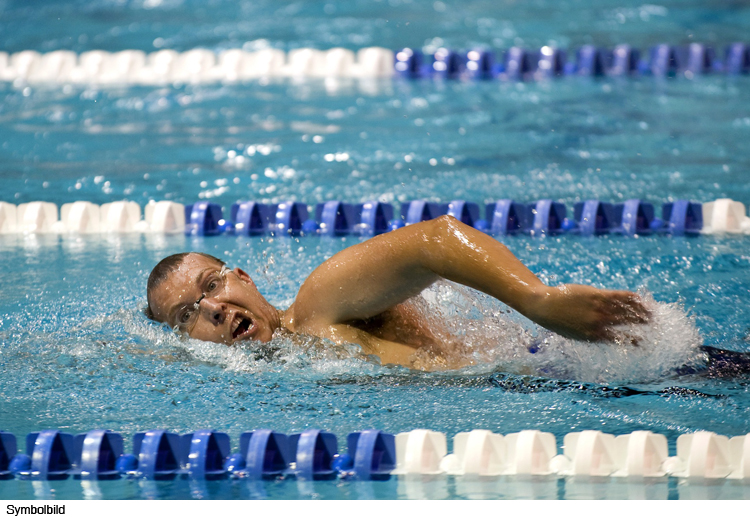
426, 214, 496, 250
433, 214, 462, 230
425, 214, 464, 243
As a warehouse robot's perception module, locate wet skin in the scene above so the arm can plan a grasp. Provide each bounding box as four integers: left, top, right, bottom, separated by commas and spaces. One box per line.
148, 216, 650, 368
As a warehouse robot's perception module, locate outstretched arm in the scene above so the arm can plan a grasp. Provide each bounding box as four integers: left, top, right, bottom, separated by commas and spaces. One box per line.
291, 215, 648, 341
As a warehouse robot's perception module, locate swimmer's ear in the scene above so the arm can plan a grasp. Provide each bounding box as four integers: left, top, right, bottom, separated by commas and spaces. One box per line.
233, 267, 256, 288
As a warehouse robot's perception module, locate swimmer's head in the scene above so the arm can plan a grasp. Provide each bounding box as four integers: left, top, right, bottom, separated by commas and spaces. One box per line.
146, 252, 280, 344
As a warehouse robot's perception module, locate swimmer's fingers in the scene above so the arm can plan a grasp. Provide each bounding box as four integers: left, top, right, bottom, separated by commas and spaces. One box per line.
600, 291, 651, 325
595, 325, 642, 346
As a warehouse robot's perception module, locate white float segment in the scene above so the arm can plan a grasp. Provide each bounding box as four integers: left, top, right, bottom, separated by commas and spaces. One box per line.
98, 50, 146, 85
100, 201, 141, 233
555, 430, 618, 476
252, 49, 286, 77
0, 202, 17, 233
7, 50, 41, 81
171, 48, 216, 83
356, 47, 395, 77
612, 431, 668, 477
60, 201, 101, 233
285, 48, 327, 77
664, 431, 732, 478
16, 201, 58, 233
702, 199, 750, 234
393, 429, 447, 475
728, 434, 750, 479
323, 48, 355, 77
27, 50, 77, 83
440, 430, 507, 476
216, 49, 254, 81
70, 50, 110, 83
504, 430, 557, 475
138, 49, 179, 84
144, 200, 185, 234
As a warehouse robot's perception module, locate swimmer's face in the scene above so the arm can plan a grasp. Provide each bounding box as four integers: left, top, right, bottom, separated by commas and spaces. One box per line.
149, 254, 280, 345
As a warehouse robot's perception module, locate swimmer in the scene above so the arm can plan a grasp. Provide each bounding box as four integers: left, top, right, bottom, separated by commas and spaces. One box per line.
146, 215, 649, 368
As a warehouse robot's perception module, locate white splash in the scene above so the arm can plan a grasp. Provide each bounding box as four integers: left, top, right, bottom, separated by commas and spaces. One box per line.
411, 282, 705, 384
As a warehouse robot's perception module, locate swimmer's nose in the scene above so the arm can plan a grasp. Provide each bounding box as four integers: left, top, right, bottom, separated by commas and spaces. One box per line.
200, 297, 226, 325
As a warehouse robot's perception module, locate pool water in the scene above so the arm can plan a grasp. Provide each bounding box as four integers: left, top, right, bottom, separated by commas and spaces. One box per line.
1, 0, 750, 500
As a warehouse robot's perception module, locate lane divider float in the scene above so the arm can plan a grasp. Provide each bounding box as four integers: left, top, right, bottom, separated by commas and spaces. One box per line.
1, 428, 748, 482
1, 198, 749, 236
1, 43, 749, 86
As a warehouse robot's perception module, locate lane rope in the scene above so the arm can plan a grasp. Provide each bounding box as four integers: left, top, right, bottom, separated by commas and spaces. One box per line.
1, 43, 748, 86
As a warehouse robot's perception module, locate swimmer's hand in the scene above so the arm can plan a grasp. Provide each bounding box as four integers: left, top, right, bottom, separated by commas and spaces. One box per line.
527, 284, 650, 342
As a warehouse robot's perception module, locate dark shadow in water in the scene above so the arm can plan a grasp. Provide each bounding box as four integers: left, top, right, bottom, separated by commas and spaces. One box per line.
487, 345, 750, 400
486, 372, 726, 400
677, 345, 750, 379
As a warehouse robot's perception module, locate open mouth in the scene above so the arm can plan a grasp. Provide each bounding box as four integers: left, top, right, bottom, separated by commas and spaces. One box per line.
232, 316, 253, 340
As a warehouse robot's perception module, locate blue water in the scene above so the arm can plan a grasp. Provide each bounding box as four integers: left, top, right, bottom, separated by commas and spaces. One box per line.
1, 0, 750, 500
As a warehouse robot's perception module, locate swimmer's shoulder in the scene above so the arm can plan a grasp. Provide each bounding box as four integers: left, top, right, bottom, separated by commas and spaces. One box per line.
281, 304, 418, 367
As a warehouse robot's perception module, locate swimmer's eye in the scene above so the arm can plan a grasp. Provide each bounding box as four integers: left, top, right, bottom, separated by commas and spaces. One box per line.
206, 277, 220, 292
179, 309, 193, 324
203, 267, 228, 296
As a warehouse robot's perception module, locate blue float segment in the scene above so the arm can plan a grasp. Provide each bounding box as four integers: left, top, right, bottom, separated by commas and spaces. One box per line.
649, 44, 680, 76
354, 202, 394, 236
269, 201, 309, 236
447, 200, 480, 227
289, 430, 338, 480
180, 430, 231, 480
239, 429, 292, 479
682, 44, 715, 75
573, 200, 617, 235
132, 430, 181, 480
528, 200, 567, 235
485, 200, 531, 235
661, 200, 703, 235
536, 46, 567, 77
725, 43, 750, 74
25, 430, 75, 480
576, 46, 606, 76
608, 45, 641, 76
72, 430, 124, 480
315, 201, 358, 236
347, 430, 396, 481
464, 49, 495, 79
613, 200, 655, 236
394, 48, 423, 78
0, 432, 16, 480
231, 201, 274, 236
185, 201, 224, 236
400, 201, 449, 225
430, 48, 462, 79
504, 47, 536, 80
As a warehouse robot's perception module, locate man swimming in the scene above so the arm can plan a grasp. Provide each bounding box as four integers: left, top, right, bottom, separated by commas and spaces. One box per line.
146, 215, 649, 368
